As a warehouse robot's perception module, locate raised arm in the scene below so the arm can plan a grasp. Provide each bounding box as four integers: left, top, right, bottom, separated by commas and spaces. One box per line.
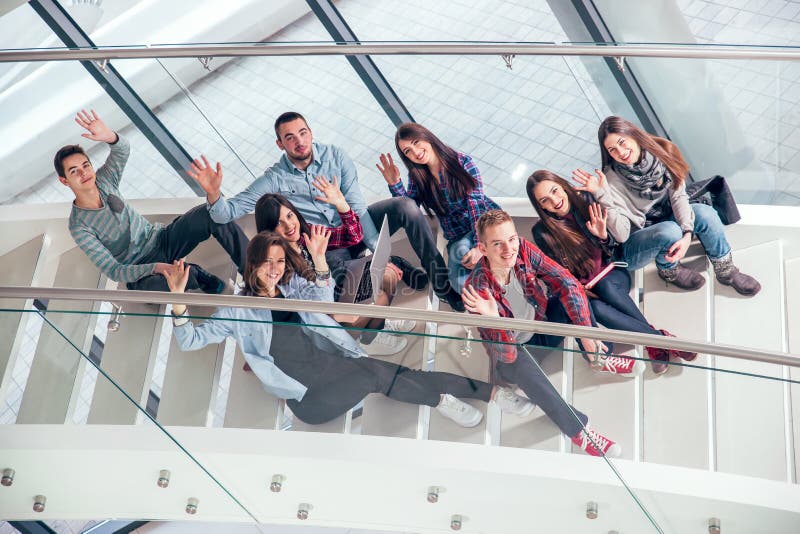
311, 175, 364, 249
74, 109, 127, 188
334, 146, 378, 248
165, 260, 232, 351
573, 168, 631, 242
203, 168, 276, 224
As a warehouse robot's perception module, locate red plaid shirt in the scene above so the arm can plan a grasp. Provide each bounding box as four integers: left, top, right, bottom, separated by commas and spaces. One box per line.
299, 208, 363, 251
465, 237, 592, 365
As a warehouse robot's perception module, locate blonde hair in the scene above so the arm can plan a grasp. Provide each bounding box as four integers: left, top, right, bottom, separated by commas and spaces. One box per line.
476, 209, 513, 241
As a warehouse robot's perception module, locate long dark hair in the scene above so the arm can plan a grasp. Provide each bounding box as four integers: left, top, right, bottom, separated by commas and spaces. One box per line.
241, 232, 314, 296
598, 116, 689, 189
255, 193, 311, 236
526, 170, 597, 280
394, 123, 476, 216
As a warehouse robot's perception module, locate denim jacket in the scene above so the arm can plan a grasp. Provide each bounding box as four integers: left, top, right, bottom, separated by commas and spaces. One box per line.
173, 274, 365, 401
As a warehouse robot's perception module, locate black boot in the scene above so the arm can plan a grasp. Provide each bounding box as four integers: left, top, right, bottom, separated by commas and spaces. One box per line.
389, 255, 429, 290
657, 264, 705, 291
711, 253, 761, 296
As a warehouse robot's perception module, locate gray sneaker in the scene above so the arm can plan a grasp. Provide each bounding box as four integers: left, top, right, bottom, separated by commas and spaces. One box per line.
493, 387, 536, 417
435, 394, 483, 427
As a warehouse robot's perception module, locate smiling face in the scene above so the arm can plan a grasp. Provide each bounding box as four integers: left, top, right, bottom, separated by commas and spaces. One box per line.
477, 220, 520, 272
397, 137, 437, 167
255, 245, 287, 292
604, 133, 641, 166
58, 153, 96, 194
272, 205, 301, 243
532, 179, 570, 217
276, 118, 313, 166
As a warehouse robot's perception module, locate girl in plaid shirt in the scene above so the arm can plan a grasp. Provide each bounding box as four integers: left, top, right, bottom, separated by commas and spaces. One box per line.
377, 123, 500, 292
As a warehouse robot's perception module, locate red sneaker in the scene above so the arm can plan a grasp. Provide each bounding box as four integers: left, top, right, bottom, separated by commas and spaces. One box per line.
591, 355, 645, 377
645, 346, 670, 375
571, 427, 622, 457
659, 329, 698, 361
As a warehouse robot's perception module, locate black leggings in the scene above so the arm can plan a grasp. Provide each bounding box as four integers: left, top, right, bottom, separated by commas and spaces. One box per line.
288, 357, 492, 425
589, 269, 660, 336
271, 324, 492, 425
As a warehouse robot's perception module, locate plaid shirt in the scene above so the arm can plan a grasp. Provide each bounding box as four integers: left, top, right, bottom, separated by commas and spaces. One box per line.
465, 237, 592, 365
298, 208, 363, 251
388, 152, 499, 246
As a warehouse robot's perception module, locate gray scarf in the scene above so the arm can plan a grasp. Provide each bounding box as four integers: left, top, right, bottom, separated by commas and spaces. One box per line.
611, 150, 671, 200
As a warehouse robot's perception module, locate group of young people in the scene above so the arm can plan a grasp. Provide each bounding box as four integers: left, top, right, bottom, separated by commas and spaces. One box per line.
54, 108, 759, 458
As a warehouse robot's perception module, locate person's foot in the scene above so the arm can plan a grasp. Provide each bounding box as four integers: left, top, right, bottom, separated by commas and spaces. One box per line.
711, 253, 761, 296
658, 329, 698, 361
571, 427, 622, 457
359, 331, 407, 356
436, 286, 465, 312
657, 264, 705, 291
590, 355, 645, 377
389, 255, 429, 290
192, 264, 225, 294
644, 345, 670, 374
435, 394, 483, 427
383, 318, 417, 333
492, 387, 536, 417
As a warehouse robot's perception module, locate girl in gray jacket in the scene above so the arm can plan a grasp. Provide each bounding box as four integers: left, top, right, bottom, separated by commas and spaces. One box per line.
573, 116, 759, 296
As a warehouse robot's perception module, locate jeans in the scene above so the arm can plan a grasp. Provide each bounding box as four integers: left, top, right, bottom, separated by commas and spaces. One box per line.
368, 197, 451, 294
621, 202, 731, 270
127, 204, 249, 291
589, 269, 659, 335
446, 231, 474, 292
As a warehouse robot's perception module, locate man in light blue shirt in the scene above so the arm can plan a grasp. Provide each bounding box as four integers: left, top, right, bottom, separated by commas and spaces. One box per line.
189, 111, 464, 311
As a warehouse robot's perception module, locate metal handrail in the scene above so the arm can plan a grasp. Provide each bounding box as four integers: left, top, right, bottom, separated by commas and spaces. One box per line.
1, 285, 798, 368
0, 42, 799, 63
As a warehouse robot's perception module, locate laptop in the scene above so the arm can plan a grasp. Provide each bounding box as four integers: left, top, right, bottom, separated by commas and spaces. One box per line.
338, 215, 391, 304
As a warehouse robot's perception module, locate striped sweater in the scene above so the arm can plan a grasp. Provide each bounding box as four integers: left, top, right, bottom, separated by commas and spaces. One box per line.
68, 136, 164, 283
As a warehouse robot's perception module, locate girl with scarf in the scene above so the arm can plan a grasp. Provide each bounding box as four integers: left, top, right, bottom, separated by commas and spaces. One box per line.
573, 116, 760, 296
527, 170, 696, 374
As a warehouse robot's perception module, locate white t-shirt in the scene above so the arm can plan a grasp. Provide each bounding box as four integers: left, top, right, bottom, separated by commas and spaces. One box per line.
502, 274, 536, 344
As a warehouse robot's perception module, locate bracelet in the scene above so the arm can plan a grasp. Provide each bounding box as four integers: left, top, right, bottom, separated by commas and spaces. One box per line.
171, 307, 189, 327
314, 269, 331, 281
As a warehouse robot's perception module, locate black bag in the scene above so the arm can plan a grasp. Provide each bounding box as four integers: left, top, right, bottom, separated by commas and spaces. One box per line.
645, 175, 741, 226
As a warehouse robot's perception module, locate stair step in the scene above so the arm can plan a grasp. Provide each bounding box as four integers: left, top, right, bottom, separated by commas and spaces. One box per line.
17, 246, 102, 423
714, 240, 787, 481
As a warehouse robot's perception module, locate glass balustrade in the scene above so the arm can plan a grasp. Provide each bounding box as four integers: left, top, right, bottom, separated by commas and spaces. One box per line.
0, 305, 255, 523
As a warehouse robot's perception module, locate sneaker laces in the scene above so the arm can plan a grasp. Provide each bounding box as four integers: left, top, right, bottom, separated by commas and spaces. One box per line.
440, 394, 465, 413
592, 355, 631, 374
580, 428, 611, 454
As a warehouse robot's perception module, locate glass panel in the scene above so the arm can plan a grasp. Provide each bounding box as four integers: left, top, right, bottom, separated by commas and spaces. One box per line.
0, 3, 185, 206
590, 0, 800, 205
337, 1, 639, 200
0, 306, 252, 522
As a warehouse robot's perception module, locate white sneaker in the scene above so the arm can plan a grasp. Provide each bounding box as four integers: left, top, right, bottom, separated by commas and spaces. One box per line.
384, 318, 417, 333
492, 387, 536, 417
435, 394, 483, 427
360, 331, 407, 356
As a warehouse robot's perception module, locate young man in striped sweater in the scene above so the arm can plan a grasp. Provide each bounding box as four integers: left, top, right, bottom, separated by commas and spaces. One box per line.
55, 109, 248, 292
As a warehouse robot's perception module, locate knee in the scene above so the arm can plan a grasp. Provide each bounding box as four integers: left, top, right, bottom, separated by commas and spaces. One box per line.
692, 203, 723, 233
392, 197, 425, 223
650, 222, 683, 246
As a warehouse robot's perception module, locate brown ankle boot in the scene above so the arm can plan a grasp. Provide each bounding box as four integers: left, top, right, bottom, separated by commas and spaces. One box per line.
711, 253, 761, 296
657, 264, 705, 291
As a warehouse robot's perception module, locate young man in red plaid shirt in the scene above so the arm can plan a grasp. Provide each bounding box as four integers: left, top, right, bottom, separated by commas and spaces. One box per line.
462, 210, 643, 457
